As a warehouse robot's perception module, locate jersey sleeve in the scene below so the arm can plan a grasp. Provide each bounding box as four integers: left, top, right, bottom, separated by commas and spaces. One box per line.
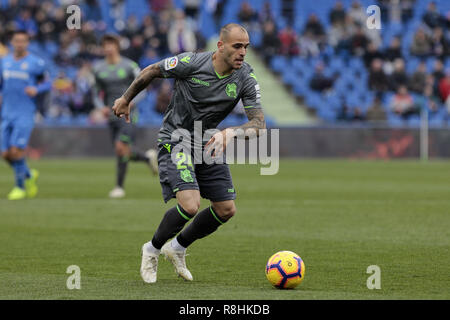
158, 52, 195, 79
34, 57, 51, 94
241, 71, 262, 110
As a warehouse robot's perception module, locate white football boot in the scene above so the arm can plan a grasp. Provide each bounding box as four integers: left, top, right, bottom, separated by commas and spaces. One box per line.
145, 149, 158, 175
140, 244, 159, 283
161, 242, 193, 281
109, 186, 125, 199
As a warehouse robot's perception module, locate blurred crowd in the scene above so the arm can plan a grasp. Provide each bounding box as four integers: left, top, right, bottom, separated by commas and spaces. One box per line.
0, 0, 217, 124
0, 0, 449, 125
245, 0, 450, 123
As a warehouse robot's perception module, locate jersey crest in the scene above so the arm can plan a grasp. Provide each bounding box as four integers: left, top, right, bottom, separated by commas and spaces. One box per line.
226, 83, 237, 98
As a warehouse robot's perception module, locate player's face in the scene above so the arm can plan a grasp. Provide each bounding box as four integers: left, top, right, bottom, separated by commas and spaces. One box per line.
11, 34, 29, 54
221, 29, 250, 70
103, 41, 119, 57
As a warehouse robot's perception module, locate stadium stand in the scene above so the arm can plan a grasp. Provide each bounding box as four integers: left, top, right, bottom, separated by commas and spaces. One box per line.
0, 0, 449, 128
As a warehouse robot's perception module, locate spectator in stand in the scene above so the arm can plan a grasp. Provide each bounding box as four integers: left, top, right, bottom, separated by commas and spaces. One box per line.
423, 84, 441, 113
309, 61, 334, 93
237, 1, 258, 28
366, 94, 387, 122
261, 20, 280, 64
408, 61, 427, 94
438, 70, 450, 109
299, 30, 321, 57
422, 1, 445, 30
123, 34, 145, 62
167, 10, 197, 54
368, 58, 389, 93
351, 107, 365, 122
400, 0, 415, 23
278, 25, 299, 56
348, 0, 366, 27
350, 24, 369, 56
410, 28, 431, 58
259, 1, 274, 24
328, 15, 353, 53
431, 59, 446, 83
329, 1, 346, 26
303, 13, 326, 43
363, 41, 384, 68
121, 15, 141, 40
388, 58, 408, 92
430, 27, 449, 59
384, 36, 403, 62
390, 85, 418, 118
149, 0, 171, 13
155, 20, 170, 57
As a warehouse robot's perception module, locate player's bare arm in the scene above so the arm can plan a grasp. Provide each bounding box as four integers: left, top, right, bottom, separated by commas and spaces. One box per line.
206, 108, 266, 157
112, 63, 162, 122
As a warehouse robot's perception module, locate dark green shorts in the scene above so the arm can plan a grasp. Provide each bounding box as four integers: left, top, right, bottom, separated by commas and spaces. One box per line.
157, 142, 236, 203
108, 119, 136, 145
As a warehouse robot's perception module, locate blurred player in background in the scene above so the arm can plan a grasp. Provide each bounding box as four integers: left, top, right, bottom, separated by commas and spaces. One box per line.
0, 30, 50, 200
113, 23, 265, 283
92, 34, 158, 199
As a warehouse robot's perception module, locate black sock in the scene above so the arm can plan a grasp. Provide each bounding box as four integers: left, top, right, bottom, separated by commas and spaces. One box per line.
117, 156, 129, 188
151, 204, 193, 249
130, 149, 149, 162
177, 206, 227, 248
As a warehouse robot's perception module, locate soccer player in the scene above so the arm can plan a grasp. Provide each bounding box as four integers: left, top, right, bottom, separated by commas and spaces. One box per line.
92, 34, 158, 199
112, 23, 266, 283
0, 30, 50, 200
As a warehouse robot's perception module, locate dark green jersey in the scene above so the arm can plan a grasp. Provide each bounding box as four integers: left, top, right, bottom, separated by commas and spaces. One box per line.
157, 51, 262, 143
92, 57, 140, 121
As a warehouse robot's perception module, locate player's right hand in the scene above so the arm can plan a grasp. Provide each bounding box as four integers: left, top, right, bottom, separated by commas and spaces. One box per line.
112, 97, 131, 123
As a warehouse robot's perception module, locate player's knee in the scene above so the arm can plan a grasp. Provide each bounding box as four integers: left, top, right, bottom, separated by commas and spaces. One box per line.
1, 151, 9, 161
8, 147, 24, 160
214, 202, 236, 221
115, 142, 129, 157
181, 200, 201, 216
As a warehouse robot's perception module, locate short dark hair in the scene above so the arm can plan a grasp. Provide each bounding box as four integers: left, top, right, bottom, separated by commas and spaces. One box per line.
11, 29, 29, 39
101, 34, 120, 49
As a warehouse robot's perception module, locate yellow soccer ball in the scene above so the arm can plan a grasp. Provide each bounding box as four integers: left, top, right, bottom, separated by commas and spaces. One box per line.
265, 251, 305, 289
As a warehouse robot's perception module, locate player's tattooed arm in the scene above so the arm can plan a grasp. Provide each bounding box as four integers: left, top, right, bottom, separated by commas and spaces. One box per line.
112, 63, 162, 122
231, 107, 266, 138
122, 63, 162, 103
205, 108, 266, 157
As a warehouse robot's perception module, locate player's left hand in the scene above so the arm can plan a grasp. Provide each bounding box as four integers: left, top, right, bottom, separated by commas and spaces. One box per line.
112, 96, 131, 123
24, 86, 38, 97
205, 128, 236, 157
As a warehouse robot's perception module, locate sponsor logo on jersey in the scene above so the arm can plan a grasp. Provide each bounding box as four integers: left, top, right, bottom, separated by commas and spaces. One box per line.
191, 77, 209, 86
165, 56, 178, 70
2, 70, 30, 80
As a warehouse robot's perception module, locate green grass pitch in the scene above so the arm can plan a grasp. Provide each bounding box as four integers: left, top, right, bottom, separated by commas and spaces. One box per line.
0, 158, 449, 300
